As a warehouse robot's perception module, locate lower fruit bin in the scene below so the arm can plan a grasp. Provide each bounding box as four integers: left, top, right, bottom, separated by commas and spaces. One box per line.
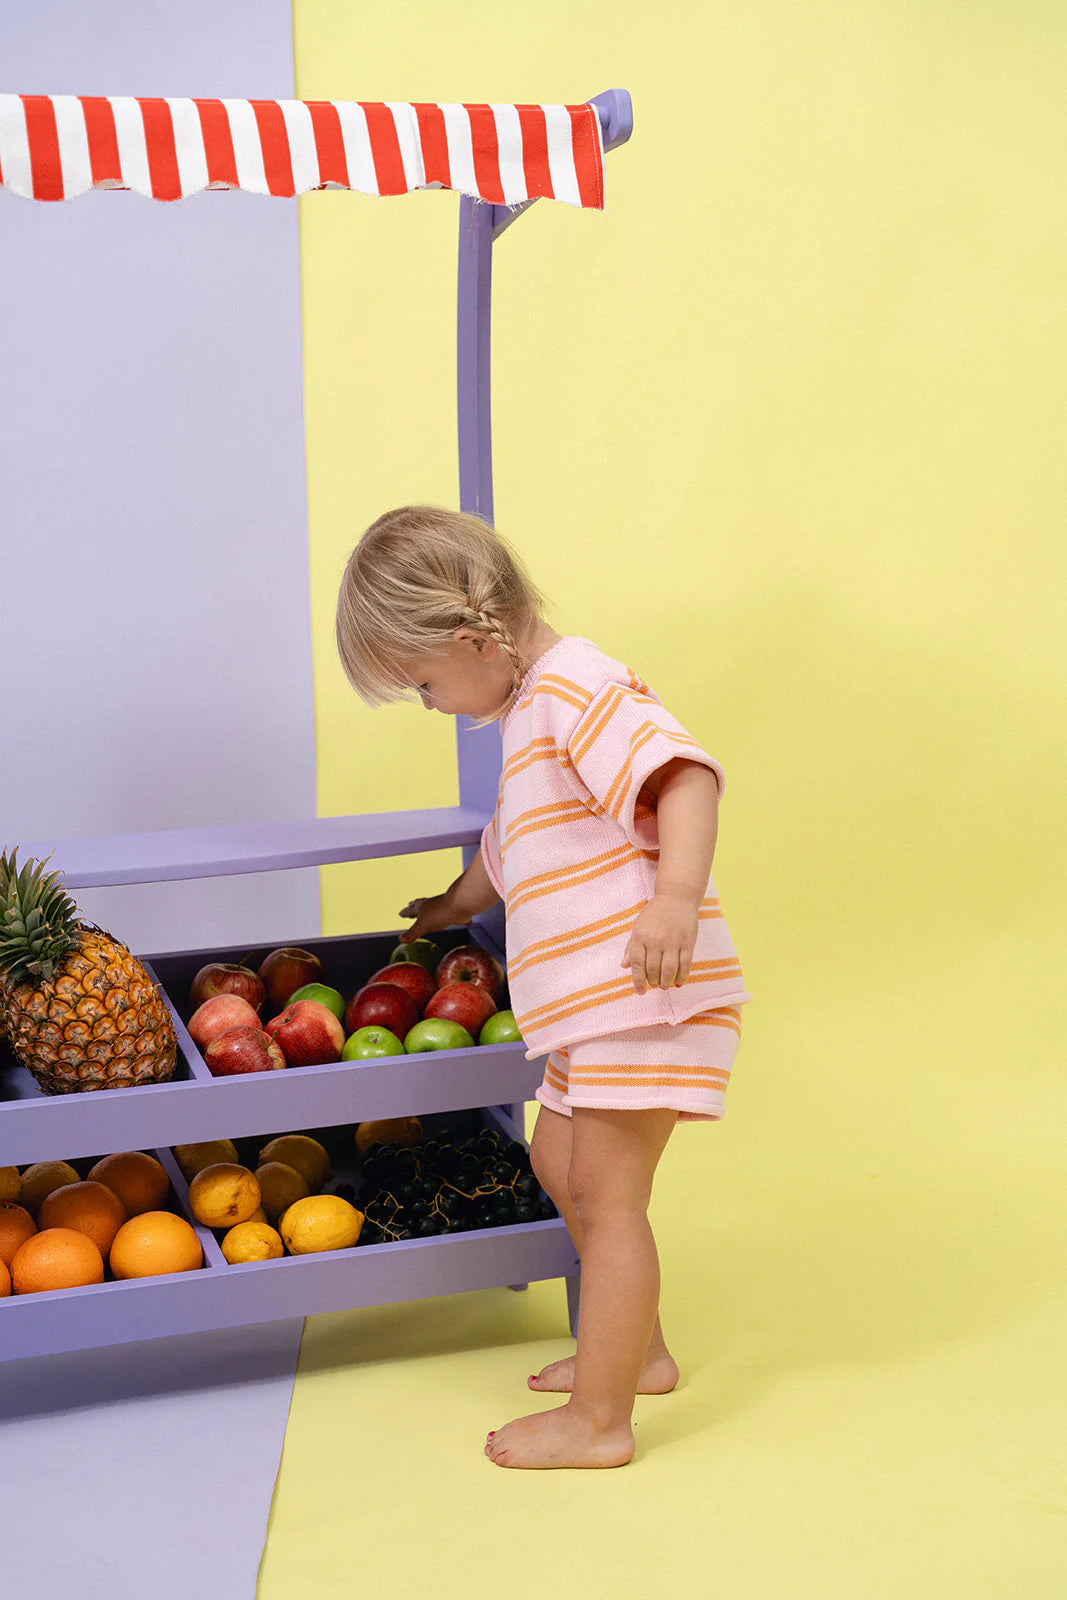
1, 1107, 581, 1362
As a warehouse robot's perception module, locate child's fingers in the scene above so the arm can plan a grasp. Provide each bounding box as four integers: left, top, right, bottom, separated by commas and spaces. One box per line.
659, 949, 679, 989
626, 938, 648, 994
676, 949, 693, 986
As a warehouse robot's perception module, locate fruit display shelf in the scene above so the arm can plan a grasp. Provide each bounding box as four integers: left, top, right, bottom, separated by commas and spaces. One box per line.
0, 928, 540, 1168
2, 1107, 580, 1363
1, 926, 581, 1361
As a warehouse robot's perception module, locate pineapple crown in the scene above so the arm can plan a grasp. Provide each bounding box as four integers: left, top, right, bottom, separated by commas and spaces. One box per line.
0, 849, 82, 984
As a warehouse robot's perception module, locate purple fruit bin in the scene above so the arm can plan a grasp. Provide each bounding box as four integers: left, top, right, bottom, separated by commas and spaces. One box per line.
1, 926, 581, 1361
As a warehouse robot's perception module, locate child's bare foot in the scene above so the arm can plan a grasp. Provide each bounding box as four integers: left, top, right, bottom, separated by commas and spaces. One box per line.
528, 1350, 679, 1395
485, 1402, 634, 1469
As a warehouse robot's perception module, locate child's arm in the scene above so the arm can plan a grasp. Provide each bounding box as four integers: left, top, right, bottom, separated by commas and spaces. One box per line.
398, 847, 501, 944
622, 756, 720, 993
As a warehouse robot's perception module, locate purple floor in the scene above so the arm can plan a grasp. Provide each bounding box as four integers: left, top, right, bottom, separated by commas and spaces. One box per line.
0, 1319, 304, 1598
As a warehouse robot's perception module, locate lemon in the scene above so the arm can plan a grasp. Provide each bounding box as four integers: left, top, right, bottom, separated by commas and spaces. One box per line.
187, 1163, 261, 1229
221, 1221, 285, 1264
174, 1140, 239, 1182
18, 1161, 81, 1218
247, 1206, 269, 1224
255, 1161, 310, 1224
256, 1134, 331, 1192
0, 1167, 21, 1204
279, 1194, 364, 1255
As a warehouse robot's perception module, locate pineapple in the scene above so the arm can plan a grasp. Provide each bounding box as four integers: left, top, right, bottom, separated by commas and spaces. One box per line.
0, 850, 177, 1095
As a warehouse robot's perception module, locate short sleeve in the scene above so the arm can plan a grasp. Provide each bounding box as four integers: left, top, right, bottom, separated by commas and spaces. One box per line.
479, 803, 504, 898
564, 683, 725, 849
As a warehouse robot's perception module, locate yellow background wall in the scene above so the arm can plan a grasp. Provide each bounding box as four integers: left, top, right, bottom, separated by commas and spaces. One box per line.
295, 0, 1062, 1010
265, 3, 1066, 1592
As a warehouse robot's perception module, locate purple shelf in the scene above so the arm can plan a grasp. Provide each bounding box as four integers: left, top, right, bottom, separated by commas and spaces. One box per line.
1, 1214, 579, 1362
16, 805, 487, 888
0, 1037, 544, 1169
1, 1115, 581, 1362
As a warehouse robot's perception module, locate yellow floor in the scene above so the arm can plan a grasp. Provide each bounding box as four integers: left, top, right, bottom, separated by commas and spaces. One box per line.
257, 922, 1066, 1598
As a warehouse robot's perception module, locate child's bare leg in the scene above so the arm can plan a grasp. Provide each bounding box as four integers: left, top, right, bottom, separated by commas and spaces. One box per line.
485, 1106, 678, 1469
527, 1103, 678, 1394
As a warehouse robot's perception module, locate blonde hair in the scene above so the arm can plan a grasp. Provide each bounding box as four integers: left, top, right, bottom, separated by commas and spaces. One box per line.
335, 505, 546, 724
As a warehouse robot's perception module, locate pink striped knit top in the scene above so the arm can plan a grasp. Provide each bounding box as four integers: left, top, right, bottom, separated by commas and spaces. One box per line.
480, 636, 752, 1059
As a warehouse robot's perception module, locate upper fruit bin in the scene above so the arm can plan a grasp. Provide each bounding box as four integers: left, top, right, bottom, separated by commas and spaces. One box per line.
0, 926, 544, 1168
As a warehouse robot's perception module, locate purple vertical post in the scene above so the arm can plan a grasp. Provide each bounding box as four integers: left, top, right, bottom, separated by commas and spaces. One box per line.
455, 196, 505, 953
457, 194, 496, 531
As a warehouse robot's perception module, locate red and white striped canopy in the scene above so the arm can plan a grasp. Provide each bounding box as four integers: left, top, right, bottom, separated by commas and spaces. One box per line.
0, 94, 604, 208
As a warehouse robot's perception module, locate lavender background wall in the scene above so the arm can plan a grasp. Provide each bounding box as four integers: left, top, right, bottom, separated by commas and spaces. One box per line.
0, 0, 321, 957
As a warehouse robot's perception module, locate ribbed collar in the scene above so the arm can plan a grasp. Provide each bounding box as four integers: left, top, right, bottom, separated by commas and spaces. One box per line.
502, 635, 579, 730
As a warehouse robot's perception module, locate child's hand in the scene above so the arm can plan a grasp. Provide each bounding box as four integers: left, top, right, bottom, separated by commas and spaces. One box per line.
622, 894, 699, 994
398, 891, 470, 944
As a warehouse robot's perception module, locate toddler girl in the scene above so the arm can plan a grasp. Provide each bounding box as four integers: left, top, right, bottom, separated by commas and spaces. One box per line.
336, 505, 751, 1470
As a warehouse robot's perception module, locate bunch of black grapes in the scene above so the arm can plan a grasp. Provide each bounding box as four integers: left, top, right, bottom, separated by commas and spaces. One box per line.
357, 1128, 557, 1243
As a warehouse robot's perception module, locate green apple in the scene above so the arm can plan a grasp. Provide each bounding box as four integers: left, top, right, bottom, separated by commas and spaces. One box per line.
342, 1025, 405, 1060
390, 938, 440, 973
478, 1009, 522, 1045
287, 981, 345, 1021
404, 1017, 474, 1053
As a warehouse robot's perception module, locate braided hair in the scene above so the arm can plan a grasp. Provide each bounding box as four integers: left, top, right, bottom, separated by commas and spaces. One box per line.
336, 505, 545, 723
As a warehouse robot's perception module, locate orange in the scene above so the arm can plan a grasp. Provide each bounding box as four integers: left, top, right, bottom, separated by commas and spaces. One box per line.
88, 1151, 170, 1216
187, 1163, 261, 1229
11, 1227, 104, 1294
17, 1160, 81, 1218
0, 1202, 37, 1267
109, 1211, 203, 1279
0, 1257, 10, 1297
38, 1181, 127, 1257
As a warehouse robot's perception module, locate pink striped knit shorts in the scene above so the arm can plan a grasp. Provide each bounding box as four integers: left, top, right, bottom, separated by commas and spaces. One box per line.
535, 1005, 745, 1123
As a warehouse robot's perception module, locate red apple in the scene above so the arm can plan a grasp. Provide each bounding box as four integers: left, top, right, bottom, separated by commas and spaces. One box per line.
204, 1025, 287, 1077
257, 946, 323, 1012
188, 993, 262, 1049
264, 999, 345, 1067
434, 944, 506, 1003
345, 982, 418, 1040
188, 960, 266, 1013
365, 962, 436, 1013
424, 981, 497, 1035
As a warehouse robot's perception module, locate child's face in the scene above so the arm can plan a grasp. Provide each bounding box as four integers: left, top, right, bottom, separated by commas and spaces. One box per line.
398, 630, 516, 718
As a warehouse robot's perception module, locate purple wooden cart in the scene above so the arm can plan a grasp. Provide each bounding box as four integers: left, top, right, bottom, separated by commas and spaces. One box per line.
0, 88, 632, 1361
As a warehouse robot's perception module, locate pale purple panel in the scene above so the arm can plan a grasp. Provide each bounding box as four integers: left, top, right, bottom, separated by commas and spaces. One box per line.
0, 1321, 304, 1600
0, 0, 321, 956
